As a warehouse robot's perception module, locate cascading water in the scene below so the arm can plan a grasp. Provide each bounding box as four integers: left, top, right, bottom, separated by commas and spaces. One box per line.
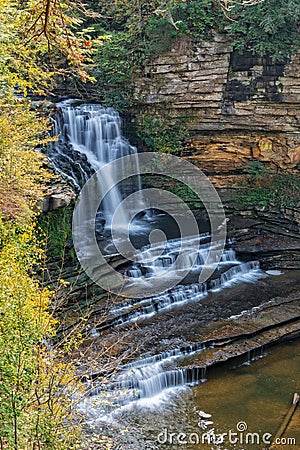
105, 233, 264, 328
48, 99, 143, 228
79, 343, 208, 420
47, 100, 266, 416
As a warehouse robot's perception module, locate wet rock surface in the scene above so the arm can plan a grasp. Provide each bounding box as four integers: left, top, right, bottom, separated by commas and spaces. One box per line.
40, 178, 76, 211
227, 205, 300, 270
80, 269, 300, 377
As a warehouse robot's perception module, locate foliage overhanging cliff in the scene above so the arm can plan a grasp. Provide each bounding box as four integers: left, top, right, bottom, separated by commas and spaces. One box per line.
79, 0, 300, 109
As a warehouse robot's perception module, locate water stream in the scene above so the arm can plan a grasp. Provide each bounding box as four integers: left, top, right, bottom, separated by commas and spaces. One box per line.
46, 101, 299, 445
49, 99, 264, 331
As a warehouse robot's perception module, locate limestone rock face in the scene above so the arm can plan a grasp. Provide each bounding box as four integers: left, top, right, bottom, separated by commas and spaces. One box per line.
39, 179, 76, 212
181, 132, 300, 187
133, 33, 300, 183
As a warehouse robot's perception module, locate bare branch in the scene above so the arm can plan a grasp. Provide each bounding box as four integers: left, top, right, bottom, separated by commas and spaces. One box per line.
217, 0, 265, 11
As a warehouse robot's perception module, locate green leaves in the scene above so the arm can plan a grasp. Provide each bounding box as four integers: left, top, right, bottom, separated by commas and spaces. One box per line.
0, 215, 83, 449
173, 0, 226, 36
37, 206, 74, 258
0, 76, 82, 450
229, 0, 300, 60
0, 217, 52, 447
135, 114, 189, 155
236, 162, 300, 208
91, 30, 139, 109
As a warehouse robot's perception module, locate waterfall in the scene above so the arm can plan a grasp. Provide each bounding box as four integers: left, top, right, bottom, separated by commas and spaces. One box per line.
47, 100, 267, 417
48, 100, 143, 229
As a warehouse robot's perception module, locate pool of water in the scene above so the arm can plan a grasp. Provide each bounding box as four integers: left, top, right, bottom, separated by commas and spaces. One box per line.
109, 339, 300, 450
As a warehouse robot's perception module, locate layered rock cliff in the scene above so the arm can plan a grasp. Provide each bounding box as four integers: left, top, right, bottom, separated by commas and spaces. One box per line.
133, 33, 300, 184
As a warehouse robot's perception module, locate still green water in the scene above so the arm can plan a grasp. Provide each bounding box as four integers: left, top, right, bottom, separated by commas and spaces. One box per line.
114, 340, 300, 450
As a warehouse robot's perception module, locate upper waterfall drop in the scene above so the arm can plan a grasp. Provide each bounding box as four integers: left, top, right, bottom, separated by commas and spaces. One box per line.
48, 100, 143, 229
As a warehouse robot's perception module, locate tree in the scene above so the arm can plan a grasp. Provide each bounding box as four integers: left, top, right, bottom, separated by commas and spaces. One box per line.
0, 214, 85, 449
0, 95, 52, 219
0, 0, 93, 95
0, 1, 92, 448
152, 0, 265, 28
229, 0, 300, 59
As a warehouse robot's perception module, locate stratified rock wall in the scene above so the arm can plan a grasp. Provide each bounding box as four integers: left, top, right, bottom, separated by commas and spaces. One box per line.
133, 33, 300, 180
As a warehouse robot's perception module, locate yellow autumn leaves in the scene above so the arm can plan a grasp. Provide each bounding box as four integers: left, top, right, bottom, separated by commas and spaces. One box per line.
0, 217, 84, 449
0, 0, 93, 93
0, 95, 52, 219
0, 0, 91, 447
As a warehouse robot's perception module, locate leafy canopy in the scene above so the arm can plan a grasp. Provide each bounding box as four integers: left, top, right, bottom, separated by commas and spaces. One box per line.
229, 0, 300, 60
0, 1, 90, 448
0, 0, 93, 95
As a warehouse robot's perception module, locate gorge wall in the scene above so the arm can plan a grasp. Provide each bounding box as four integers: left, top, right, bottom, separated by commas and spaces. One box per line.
133, 33, 300, 187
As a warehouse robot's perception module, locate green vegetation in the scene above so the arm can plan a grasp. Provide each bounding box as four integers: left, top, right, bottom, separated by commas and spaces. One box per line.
229, 0, 300, 61
0, 95, 83, 448
86, 0, 227, 107
81, 0, 300, 155
0, 1, 92, 448
92, 32, 135, 109
168, 183, 203, 208
135, 114, 190, 154
37, 206, 75, 259
172, 0, 226, 36
0, 98, 83, 449
0, 217, 83, 449
236, 161, 300, 207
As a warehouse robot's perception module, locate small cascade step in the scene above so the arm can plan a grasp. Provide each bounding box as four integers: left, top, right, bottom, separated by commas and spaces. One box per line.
97, 259, 263, 329
79, 299, 300, 419
81, 342, 209, 416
